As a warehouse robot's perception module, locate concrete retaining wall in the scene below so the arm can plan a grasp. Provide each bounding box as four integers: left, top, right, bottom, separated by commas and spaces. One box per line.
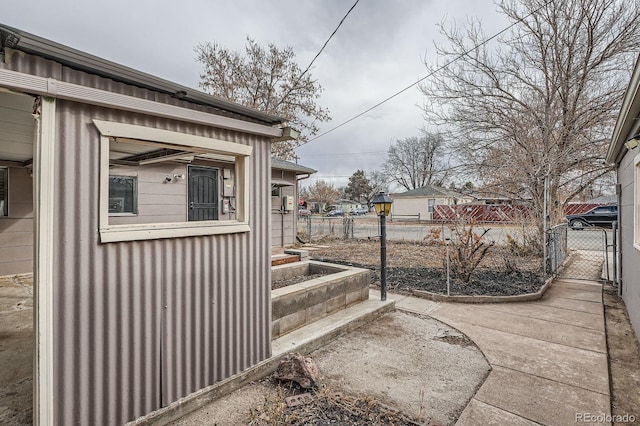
271, 261, 370, 338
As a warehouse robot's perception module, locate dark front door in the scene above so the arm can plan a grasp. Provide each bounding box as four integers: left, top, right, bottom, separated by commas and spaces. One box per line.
188, 165, 219, 221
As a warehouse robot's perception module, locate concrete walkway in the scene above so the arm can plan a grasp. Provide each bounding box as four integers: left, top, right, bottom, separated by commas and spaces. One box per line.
380, 277, 611, 425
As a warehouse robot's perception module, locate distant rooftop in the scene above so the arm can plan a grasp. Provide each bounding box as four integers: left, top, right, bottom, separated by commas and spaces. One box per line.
271, 157, 316, 174
583, 195, 617, 205
392, 185, 468, 199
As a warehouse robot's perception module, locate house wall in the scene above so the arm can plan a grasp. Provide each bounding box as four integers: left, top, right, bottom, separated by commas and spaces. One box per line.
109, 159, 236, 226
618, 140, 640, 342
0, 167, 33, 275
271, 169, 297, 246
335, 201, 363, 212
2, 53, 273, 425
391, 196, 451, 220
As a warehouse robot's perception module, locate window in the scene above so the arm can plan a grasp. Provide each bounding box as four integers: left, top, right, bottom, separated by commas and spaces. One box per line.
0, 167, 6, 216
95, 120, 252, 243
271, 184, 281, 197
427, 199, 435, 213
108, 176, 137, 215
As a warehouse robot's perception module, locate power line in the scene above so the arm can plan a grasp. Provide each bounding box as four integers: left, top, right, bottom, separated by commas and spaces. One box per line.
304, 0, 554, 144
280, 0, 360, 107
300, 150, 386, 158
300, 0, 360, 81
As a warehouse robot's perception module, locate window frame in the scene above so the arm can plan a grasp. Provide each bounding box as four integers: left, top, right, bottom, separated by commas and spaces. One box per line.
0, 167, 7, 217
95, 119, 252, 243
108, 175, 138, 216
634, 153, 640, 251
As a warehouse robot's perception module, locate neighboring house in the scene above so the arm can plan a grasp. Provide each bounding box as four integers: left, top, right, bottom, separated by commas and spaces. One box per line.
466, 189, 520, 205
305, 199, 322, 213
332, 199, 364, 213
390, 186, 473, 220
0, 24, 290, 424
606, 53, 640, 345
271, 157, 315, 247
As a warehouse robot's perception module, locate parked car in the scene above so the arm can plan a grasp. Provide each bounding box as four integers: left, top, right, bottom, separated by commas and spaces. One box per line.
325, 209, 345, 217
565, 205, 618, 230
298, 208, 311, 216
350, 207, 369, 216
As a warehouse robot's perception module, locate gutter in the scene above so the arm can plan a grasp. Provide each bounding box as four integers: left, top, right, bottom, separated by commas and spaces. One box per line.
607, 53, 640, 164
0, 23, 283, 125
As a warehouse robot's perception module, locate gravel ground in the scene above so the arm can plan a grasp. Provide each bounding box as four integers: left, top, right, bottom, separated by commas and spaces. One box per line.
174, 312, 490, 426
308, 239, 544, 296
272, 272, 330, 290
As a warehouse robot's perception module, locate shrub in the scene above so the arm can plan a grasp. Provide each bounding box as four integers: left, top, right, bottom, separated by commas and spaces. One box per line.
446, 219, 495, 283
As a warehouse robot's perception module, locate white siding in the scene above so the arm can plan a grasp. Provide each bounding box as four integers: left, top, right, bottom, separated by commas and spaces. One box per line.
271, 169, 297, 246
0, 166, 34, 276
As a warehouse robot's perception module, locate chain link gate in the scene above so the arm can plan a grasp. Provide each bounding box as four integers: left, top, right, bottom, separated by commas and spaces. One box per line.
547, 223, 617, 282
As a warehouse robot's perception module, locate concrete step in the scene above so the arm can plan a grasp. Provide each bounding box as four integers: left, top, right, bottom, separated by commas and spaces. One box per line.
271, 254, 300, 266
273, 297, 396, 356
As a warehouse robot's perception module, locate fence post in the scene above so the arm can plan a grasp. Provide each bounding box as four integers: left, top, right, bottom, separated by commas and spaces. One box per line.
552, 229, 558, 275
604, 230, 610, 282
307, 215, 312, 243
446, 238, 451, 297
613, 221, 618, 288
544, 228, 548, 276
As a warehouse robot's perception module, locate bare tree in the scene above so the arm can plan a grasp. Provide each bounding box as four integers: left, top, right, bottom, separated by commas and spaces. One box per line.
420, 0, 640, 230
306, 180, 339, 212
195, 38, 331, 159
363, 170, 390, 208
383, 131, 448, 191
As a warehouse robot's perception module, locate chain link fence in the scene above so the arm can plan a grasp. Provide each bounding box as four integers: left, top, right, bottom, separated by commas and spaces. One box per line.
297, 215, 539, 246
298, 215, 546, 296
545, 222, 618, 283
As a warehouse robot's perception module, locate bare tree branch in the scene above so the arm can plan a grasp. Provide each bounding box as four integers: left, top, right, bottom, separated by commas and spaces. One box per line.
420, 0, 640, 229
195, 37, 331, 159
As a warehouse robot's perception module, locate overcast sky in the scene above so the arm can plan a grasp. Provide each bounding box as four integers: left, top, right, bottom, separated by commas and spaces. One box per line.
3, 0, 507, 188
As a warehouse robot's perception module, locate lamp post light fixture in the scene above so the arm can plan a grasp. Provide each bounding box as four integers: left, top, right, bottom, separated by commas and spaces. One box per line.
625, 136, 639, 150
372, 191, 393, 301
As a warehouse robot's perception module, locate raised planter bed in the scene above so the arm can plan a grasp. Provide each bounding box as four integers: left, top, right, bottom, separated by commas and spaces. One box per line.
271, 261, 370, 338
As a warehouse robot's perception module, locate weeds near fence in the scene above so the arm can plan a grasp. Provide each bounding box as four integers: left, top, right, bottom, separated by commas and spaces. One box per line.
446, 219, 495, 283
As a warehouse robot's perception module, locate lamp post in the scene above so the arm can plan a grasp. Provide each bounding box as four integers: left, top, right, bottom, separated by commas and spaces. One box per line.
372, 192, 393, 301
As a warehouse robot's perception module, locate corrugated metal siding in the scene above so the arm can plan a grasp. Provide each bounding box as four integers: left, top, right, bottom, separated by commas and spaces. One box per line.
12, 58, 276, 424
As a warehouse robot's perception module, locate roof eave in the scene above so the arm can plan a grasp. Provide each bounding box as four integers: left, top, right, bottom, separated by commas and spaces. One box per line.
607, 53, 640, 164
0, 24, 284, 125
271, 158, 316, 174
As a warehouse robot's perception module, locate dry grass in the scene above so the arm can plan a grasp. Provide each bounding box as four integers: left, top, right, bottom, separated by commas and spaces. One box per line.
307, 239, 541, 273
248, 380, 429, 426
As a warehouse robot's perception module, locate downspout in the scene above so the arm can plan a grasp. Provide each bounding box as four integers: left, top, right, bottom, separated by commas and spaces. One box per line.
296, 174, 311, 243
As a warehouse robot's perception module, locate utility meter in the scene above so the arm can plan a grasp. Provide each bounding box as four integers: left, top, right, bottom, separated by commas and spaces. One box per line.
283, 196, 294, 211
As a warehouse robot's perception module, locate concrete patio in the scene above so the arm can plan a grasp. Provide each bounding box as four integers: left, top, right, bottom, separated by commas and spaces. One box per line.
384, 276, 611, 425
0, 265, 613, 425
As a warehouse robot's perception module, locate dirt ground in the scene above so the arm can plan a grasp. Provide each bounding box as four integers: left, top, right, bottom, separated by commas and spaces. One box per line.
603, 285, 640, 424
307, 239, 544, 296
173, 311, 490, 426
0, 274, 33, 426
